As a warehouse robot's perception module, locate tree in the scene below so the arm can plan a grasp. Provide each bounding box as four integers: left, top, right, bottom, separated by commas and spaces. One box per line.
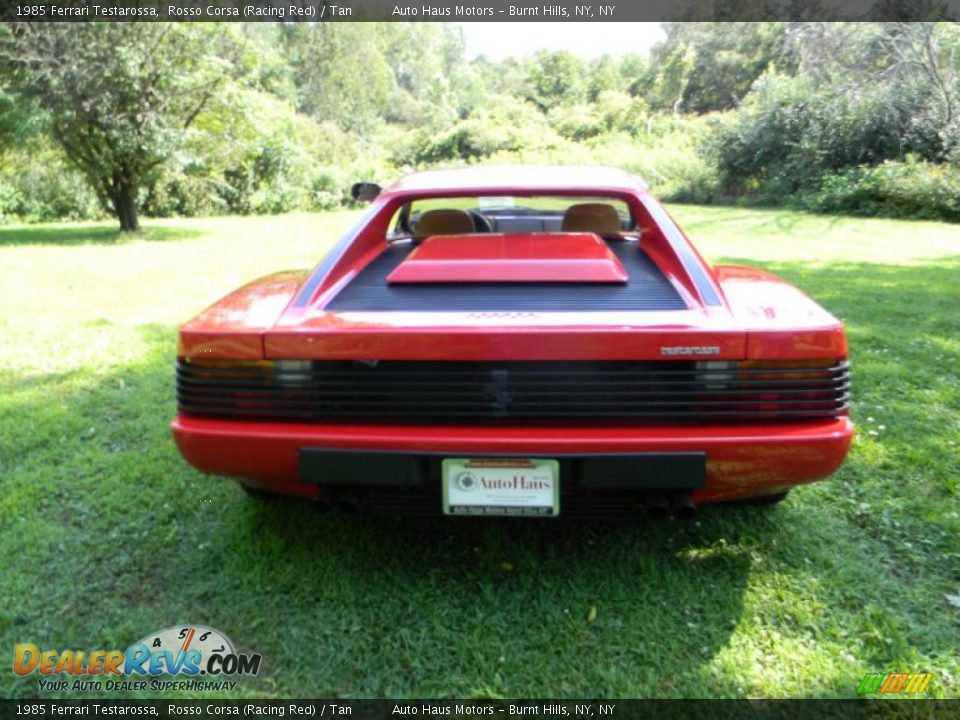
587, 55, 622, 102
704, 21, 960, 201
281, 23, 394, 132
647, 23, 792, 113
524, 50, 587, 111
788, 22, 959, 158
379, 23, 473, 124
880, 23, 958, 148
1, 24, 236, 231
0, 89, 33, 154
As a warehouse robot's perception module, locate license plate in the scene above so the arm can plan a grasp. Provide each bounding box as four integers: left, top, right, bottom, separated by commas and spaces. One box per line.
442, 458, 560, 517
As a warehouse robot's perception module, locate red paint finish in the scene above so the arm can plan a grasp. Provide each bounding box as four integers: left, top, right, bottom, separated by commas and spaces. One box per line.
178, 270, 308, 360
713, 264, 848, 359
171, 416, 854, 504
386, 232, 629, 284
263, 325, 748, 361
172, 165, 854, 506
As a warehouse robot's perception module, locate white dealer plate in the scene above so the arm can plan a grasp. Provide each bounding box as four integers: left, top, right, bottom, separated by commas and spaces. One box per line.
442, 458, 559, 517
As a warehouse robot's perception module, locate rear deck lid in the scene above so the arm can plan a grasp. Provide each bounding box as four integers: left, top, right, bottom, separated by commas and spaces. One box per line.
386, 232, 629, 284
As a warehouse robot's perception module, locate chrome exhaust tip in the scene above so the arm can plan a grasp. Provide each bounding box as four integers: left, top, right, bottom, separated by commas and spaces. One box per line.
645, 491, 670, 519
338, 496, 361, 514
669, 492, 697, 519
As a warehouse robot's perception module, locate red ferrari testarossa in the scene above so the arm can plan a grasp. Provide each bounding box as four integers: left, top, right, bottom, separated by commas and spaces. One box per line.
172, 166, 852, 517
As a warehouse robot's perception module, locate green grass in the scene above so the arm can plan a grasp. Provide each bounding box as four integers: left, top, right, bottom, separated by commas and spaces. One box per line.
1, 207, 958, 699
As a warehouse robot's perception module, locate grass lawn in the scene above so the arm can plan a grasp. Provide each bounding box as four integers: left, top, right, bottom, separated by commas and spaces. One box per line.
1, 207, 958, 699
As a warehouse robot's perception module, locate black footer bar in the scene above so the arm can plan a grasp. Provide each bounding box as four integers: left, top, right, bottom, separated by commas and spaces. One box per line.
1, 699, 958, 720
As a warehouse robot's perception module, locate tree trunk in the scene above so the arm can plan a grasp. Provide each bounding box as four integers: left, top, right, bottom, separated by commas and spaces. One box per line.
110, 183, 140, 232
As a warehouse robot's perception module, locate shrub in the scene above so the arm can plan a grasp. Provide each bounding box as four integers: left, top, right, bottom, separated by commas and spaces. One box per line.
0, 143, 101, 222
143, 90, 369, 217
308, 167, 348, 211
547, 92, 650, 141
702, 73, 934, 201
405, 96, 563, 166
477, 113, 720, 205
548, 103, 606, 141
802, 158, 960, 222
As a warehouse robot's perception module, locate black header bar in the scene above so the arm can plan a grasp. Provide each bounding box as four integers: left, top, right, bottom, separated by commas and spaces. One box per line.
1, 0, 958, 22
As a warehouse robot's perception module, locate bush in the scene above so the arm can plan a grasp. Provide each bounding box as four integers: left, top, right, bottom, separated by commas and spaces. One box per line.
404, 96, 563, 166
622, 113, 721, 203
703, 73, 936, 201
0, 143, 101, 222
142, 89, 374, 218
801, 158, 960, 222
308, 167, 348, 211
548, 103, 606, 141
547, 92, 650, 141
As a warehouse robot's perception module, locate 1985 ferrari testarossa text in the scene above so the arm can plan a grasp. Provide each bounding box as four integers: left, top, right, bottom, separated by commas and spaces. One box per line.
172, 166, 852, 517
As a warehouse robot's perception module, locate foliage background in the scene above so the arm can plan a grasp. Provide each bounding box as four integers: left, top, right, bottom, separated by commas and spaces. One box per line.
0, 21, 958, 226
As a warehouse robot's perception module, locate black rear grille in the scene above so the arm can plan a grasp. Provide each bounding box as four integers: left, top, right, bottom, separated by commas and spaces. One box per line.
177, 359, 850, 424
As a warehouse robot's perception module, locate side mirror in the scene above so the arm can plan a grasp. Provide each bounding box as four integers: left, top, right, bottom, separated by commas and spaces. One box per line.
350, 182, 381, 202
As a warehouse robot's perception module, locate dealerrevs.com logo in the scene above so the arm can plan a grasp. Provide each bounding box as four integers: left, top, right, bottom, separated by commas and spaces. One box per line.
13, 625, 261, 693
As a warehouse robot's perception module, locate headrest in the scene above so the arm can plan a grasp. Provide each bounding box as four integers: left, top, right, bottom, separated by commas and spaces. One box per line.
561, 203, 623, 235
416, 209, 475, 236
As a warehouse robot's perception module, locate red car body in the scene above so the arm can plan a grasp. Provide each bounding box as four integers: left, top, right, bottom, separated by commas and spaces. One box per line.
172, 166, 853, 517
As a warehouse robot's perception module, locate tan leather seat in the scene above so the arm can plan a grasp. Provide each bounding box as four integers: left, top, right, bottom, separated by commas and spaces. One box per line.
561, 203, 623, 235
416, 209, 475, 236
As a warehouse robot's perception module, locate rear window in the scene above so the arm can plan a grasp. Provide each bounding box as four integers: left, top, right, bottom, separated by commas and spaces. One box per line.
388, 195, 636, 239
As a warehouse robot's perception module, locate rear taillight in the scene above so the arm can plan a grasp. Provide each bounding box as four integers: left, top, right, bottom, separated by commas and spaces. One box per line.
694, 358, 850, 421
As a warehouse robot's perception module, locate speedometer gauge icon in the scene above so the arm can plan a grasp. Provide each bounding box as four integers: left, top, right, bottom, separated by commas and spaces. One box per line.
135, 625, 235, 663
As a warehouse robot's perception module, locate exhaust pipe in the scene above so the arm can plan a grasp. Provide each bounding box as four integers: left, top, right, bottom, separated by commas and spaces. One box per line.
644, 491, 670, 518
669, 492, 697, 519
313, 493, 333, 513
338, 495, 361, 513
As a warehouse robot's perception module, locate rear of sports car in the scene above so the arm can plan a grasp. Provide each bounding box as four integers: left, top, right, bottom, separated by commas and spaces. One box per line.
172, 171, 853, 518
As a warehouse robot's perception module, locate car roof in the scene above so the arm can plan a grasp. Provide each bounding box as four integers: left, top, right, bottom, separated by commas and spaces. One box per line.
383, 165, 649, 195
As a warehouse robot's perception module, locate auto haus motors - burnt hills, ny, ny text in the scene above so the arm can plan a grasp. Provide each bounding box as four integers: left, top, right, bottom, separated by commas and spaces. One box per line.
391, 705, 617, 716
391, 4, 616, 16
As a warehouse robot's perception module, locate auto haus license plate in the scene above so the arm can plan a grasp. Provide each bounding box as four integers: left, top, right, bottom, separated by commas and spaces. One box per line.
442, 458, 560, 516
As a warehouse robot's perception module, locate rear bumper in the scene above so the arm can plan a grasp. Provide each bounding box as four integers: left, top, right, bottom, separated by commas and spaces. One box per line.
171, 416, 854, 504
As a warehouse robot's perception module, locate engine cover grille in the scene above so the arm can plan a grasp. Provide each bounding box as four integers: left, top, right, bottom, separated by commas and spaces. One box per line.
177, 359, 851, 424
322, 240, 688, 312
